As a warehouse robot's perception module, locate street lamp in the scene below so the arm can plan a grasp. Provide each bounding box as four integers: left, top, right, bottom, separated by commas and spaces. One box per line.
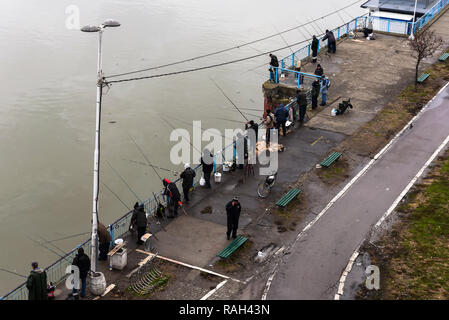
409, 0, 418, 40
81, 19, 120, 274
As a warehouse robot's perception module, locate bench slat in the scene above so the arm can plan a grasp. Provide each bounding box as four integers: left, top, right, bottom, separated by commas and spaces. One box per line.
217, 235, 248, 258
439, 53, 449, 61
417, 73, 430, 83
320, 152, 342, 167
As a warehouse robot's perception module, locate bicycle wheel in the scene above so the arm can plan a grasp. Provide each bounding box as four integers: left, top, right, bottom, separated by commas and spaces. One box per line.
257, 181, 271, 198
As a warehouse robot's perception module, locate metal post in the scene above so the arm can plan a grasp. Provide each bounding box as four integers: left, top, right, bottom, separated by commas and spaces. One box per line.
91, 28, 103, 273
410, 0, 418, 38
292, 52, 295, 66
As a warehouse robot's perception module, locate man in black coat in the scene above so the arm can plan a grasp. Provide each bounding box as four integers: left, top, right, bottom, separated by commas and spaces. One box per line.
296, 91, 308, 123
201, 149, 214, 188
311, 35, 319, 63
163, 178, 181, 217
311, 79, 321, 110
225, 197, 242, 240
26, 262, 48, 300
180, 163, 196, 202
322, 29, 336, 53
269, 53, 279, 82
131, 203, 148, 243
72, 247, 90, 298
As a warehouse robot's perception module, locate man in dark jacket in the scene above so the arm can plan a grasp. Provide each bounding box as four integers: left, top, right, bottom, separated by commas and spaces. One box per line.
225, 197, 242, 240
131, 203, 148, 243
201, 149, 214, 188
163, 178, 181, 218
322, 29, 336, 53
269, 53, 279, 82
72, 248, 90, 298
98, 221, 111, 261
314, 64, 324, 77
296, 91, 308, 123
26, 262, 47, 300
311, 35, 319, 63
311, 79, 321, 110
274, 104, 288, 137
180, 163, 196, 202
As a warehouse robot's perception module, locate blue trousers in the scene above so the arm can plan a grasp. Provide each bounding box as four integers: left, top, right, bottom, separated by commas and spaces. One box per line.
321, 92, 327, 105
72, 276, 87, 297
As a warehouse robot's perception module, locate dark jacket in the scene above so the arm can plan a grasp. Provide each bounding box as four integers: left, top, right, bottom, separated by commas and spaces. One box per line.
180, 167, 196, 188
163, 179, 181, 201
245, 122, 259, 142
274, 105, 288, 123
131, 207, 147, 228
201, 155, 214, 174
296, 92, 308, 108
312, 80, 321, 97
322, 30, 335, 43
269, 55, 279, 67
314, 66, 323, 77
311, 37, 319, 53
98, 222, 112, 245
26, 269, 48, 300
226, 201, 241, 221
73, 253, 91, 279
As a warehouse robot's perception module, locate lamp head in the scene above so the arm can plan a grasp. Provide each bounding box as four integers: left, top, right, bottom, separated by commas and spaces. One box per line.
80, 25, 101, 32
102, 19, 121, 28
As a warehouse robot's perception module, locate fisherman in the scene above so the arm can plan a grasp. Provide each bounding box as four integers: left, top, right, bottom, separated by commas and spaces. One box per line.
26, 262, 48, 300
264, 108, 275, 147
225, 197, 242, 240
98, 221, 111, 261
296, 90, 308, 123
274, 104, 288, 137
269, 53, 279, 82
200, 149, 214, 189
180, 163, 196, 202
314, 64, 324, 77
311, 78, 321, 110
363, 20, 374, 38
131, 202, 147, 242
320, 74, 331, 106
322, 29, 336, 53
311, 35, 319, 63
163, 178, 181, 217
245, 120, 259, 143
72, 247, 90, 298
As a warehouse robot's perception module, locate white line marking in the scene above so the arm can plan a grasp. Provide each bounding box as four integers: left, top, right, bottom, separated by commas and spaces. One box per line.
263, 81, 449, 300
334, 82, 449, 300
200, 280, 228, 300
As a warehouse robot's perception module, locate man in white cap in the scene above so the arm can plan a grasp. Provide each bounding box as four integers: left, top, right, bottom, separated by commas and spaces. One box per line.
225, 197, 242, 240
180, 163, 196, 202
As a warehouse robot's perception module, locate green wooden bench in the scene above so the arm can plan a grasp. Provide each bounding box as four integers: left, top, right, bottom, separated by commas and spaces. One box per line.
217, 235, 248, 258
439, 52, 449, 62
276, 188, 302, 208
320, 152, 342, 168
417, 73, 430, 83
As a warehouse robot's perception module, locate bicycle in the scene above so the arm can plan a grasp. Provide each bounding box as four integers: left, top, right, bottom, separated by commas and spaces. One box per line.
257, 172, 278, 198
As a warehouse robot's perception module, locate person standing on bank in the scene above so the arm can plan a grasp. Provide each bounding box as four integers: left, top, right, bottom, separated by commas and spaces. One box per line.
201, 149, 214, 188
311, 35, 319, 63
26, 262, 48, 300
264, 109, 275, 147
320, 74, 331, 106
131, 203, 147, 243
98, 221, 111, 261
72, 247, 90, 298
322, 29, 336, 53
226, 197, 242, 240
311, 78, 321, 110
296, 90, 308, 123
269, 53, 279, 82
180, 163, 196, 202
314, 64, 324, 77
274, 104, 288, 137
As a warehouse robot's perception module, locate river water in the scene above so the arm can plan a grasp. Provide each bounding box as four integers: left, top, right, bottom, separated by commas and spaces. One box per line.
0, 0, 364, 293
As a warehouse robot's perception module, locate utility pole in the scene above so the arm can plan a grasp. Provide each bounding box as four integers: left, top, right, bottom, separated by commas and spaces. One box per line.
410, 0, 418, 40
81, 19, 120, 273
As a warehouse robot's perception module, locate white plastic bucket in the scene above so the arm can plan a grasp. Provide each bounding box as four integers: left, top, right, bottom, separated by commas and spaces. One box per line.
214, 172, 222, 183
89, 272, 107, 296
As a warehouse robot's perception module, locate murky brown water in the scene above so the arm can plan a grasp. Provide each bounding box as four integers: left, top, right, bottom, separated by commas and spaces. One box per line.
0, 0, 364, 293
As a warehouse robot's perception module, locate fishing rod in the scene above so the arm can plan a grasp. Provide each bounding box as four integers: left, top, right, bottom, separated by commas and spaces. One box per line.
159, 116, 204, 155
127, 133, 164, 181
101, 181, 132, 211
0, 267, 27, 279
122, 158, 179, 175
105, 160, 143, 203
44, 232, 91, 244
209, 78, 249, 122
274, 25, 295, 55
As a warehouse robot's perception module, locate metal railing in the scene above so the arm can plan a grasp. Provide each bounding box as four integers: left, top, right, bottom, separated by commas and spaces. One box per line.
412, 0, 449, 33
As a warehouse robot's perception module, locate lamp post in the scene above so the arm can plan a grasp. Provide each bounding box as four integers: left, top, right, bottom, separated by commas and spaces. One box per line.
410, 0, 418, 39
81, 19, 120, 273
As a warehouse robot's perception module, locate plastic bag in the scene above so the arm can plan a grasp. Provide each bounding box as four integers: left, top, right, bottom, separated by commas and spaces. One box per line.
199, 176, 206, 186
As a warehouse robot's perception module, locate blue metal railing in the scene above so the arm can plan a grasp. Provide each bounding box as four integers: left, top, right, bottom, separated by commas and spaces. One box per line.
412, 0, 449, 33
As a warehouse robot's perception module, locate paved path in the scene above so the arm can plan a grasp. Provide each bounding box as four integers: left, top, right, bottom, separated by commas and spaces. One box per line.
266, 83, 449, 300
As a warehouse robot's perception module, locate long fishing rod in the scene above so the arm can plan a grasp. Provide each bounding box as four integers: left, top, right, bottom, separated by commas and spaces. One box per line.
274, 25, 294, 55
105, 160, 143, 203
44, 232, 91, 244
101, 181, 132, 211
0, 267, 27, 279
159, 116, 204, 155
209, 78, 249, 122
35, 234, 67, 257
127, 133, 164, 181
122, 158, 179, 175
